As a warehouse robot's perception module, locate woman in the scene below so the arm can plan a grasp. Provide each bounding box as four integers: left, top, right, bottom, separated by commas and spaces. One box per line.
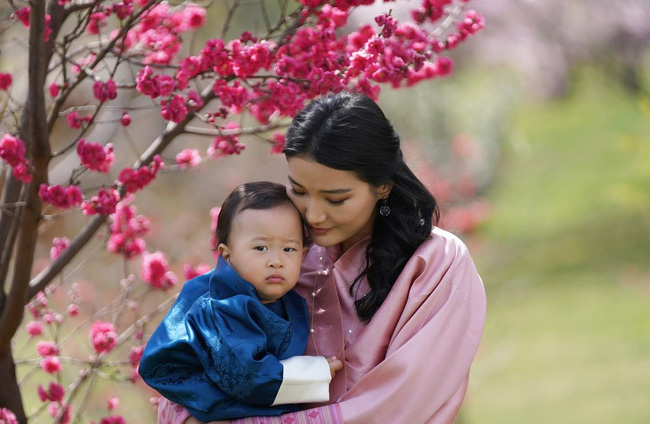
160, 91, 486, 424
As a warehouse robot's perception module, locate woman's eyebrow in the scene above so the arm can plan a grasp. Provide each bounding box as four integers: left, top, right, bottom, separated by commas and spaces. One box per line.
288, 176, 351, 194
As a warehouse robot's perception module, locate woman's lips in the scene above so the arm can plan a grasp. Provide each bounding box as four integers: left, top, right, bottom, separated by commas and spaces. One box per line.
310, 226, 330, 236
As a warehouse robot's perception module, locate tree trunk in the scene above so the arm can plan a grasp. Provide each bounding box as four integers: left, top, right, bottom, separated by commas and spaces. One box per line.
0, 348, 26, 423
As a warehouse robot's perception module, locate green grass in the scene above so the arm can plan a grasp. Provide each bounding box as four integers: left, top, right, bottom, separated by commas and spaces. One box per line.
461, 72, 650, 424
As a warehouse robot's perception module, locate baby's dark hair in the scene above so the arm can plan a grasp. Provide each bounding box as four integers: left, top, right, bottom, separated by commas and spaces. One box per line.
215, 181, 303, 247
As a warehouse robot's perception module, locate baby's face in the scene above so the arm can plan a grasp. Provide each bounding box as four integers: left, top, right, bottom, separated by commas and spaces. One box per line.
220, 204, 305, 303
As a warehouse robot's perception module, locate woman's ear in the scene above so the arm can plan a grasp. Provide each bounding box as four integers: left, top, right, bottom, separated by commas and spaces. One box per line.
217, 243, 231, 264
377, 183, 393, 199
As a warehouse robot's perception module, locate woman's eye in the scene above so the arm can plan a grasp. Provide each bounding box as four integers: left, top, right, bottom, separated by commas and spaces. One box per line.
327, 199, 345, 205
254, 246, 268, 251
289, 187, 305, 196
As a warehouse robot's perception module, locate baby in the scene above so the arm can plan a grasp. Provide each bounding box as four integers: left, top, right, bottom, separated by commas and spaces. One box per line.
139, 181, 341, 422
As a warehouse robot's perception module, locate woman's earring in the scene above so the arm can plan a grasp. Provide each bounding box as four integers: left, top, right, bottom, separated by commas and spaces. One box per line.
379, 194, 390, 217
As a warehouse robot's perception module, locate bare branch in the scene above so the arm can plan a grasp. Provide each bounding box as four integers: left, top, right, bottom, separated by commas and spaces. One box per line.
184, 122, 286, 137
46, 0, 163, 133
260, 0, 272, 34
220, 0, 241, 40
0, 175, 24, 294
431, 5, 465, 38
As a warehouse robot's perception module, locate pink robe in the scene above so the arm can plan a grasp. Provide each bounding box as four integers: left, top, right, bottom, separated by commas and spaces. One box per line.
158, 227, 486, 424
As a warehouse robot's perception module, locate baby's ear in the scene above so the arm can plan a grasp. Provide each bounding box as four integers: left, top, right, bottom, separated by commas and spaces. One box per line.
217, 243, 231, 263
302, 246, 309, 260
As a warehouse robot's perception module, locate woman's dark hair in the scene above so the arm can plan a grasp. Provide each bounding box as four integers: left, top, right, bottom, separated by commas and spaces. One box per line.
215, 181, 302, 247
284, 91, 439, 323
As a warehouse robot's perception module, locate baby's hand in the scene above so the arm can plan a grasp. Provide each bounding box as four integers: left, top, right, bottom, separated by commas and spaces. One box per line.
327, 356, 343, 379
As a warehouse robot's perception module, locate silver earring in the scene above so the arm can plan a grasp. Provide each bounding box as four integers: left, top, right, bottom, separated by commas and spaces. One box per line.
379, 194, 390, 217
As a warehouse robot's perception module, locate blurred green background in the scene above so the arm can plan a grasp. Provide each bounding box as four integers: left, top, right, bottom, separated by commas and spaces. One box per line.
456, 71, 650, 423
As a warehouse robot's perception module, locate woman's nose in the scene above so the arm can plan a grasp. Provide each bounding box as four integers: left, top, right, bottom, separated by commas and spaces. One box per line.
305, 200, 326, 224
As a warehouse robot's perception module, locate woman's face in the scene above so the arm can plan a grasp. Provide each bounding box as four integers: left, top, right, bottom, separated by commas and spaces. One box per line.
287, 156, 389, 252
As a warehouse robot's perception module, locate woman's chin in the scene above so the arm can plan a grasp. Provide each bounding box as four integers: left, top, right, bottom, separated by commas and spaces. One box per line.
310, 233, 340, 248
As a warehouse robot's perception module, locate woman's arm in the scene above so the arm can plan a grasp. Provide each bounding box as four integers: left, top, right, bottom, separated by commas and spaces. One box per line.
333, 238, 486, 423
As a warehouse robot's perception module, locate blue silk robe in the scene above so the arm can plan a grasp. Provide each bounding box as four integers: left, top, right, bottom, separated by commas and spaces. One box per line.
139, 258, 310, 422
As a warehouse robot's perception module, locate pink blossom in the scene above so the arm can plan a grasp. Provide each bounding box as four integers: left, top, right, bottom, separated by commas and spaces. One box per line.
99, 416, 126, 424
212, 80, 249, 113
90, 321, 118, 354
141, 251, 177, 290
43, 311, 62, 325
0, 407, 18, 424
47, 403, 69, 424
157, 75, 175, 97
71, 53, 96, 74
182, 5, 206, 30
26, 321, 43, 337
81, 188, 121, 216
129, 345, 144, 367
108, 234, 146, 259
66, 111, 92, 129
49, 382, 65, 402
175, 149, 201, 169
135, 66, 159, 98
40, 356, 61, 374
39, 184, 83, 209
207, 123, 245, 158
49, 82, 60, 97
36, 341, 59, 357
186, 90, 204, 110
113, 1, 134, 20
37, 385, 48, 402
176, 56, 202, 90
107, 396, 119, 410
160, 94, 188, 123
50, 237, 70, 261
92, 79, 118, 101
458, 10, 485, 37
12, 7, 30, 27
44, 14, 52, 42
433, 56, 454, 76
183, 263, 212, 280
120, 113, 131, 126
66, 303, 80, 317
117, 156, 163, 194
38, 382, 65, 403
77, 139, 114, 172
270, 133, 285, 154
0, 73, 12, 91
87, 12, 107, 35
0, 133, 32, 183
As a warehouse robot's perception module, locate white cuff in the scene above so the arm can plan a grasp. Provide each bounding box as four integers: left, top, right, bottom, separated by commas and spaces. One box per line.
270, 356, 331, 405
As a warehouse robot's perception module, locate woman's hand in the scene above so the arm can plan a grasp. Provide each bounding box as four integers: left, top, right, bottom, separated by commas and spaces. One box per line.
327, 356, 343, 379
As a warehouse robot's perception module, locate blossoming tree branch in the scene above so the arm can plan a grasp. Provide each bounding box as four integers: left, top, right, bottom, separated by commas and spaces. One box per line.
0, 0, 483, 422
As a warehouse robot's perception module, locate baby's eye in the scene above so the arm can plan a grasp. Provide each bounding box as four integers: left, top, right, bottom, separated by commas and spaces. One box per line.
283, 247, 297, 252
254, 246, 268, 251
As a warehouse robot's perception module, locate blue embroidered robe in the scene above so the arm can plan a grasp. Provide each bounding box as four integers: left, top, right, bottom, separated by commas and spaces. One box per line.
139, 258, 309, 421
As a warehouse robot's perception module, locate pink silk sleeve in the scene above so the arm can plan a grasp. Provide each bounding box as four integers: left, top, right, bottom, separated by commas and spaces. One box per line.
335, 236, 486, 424
157, 397, 192, 424
230, 404, 343, 424
156, 398, 342, 424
